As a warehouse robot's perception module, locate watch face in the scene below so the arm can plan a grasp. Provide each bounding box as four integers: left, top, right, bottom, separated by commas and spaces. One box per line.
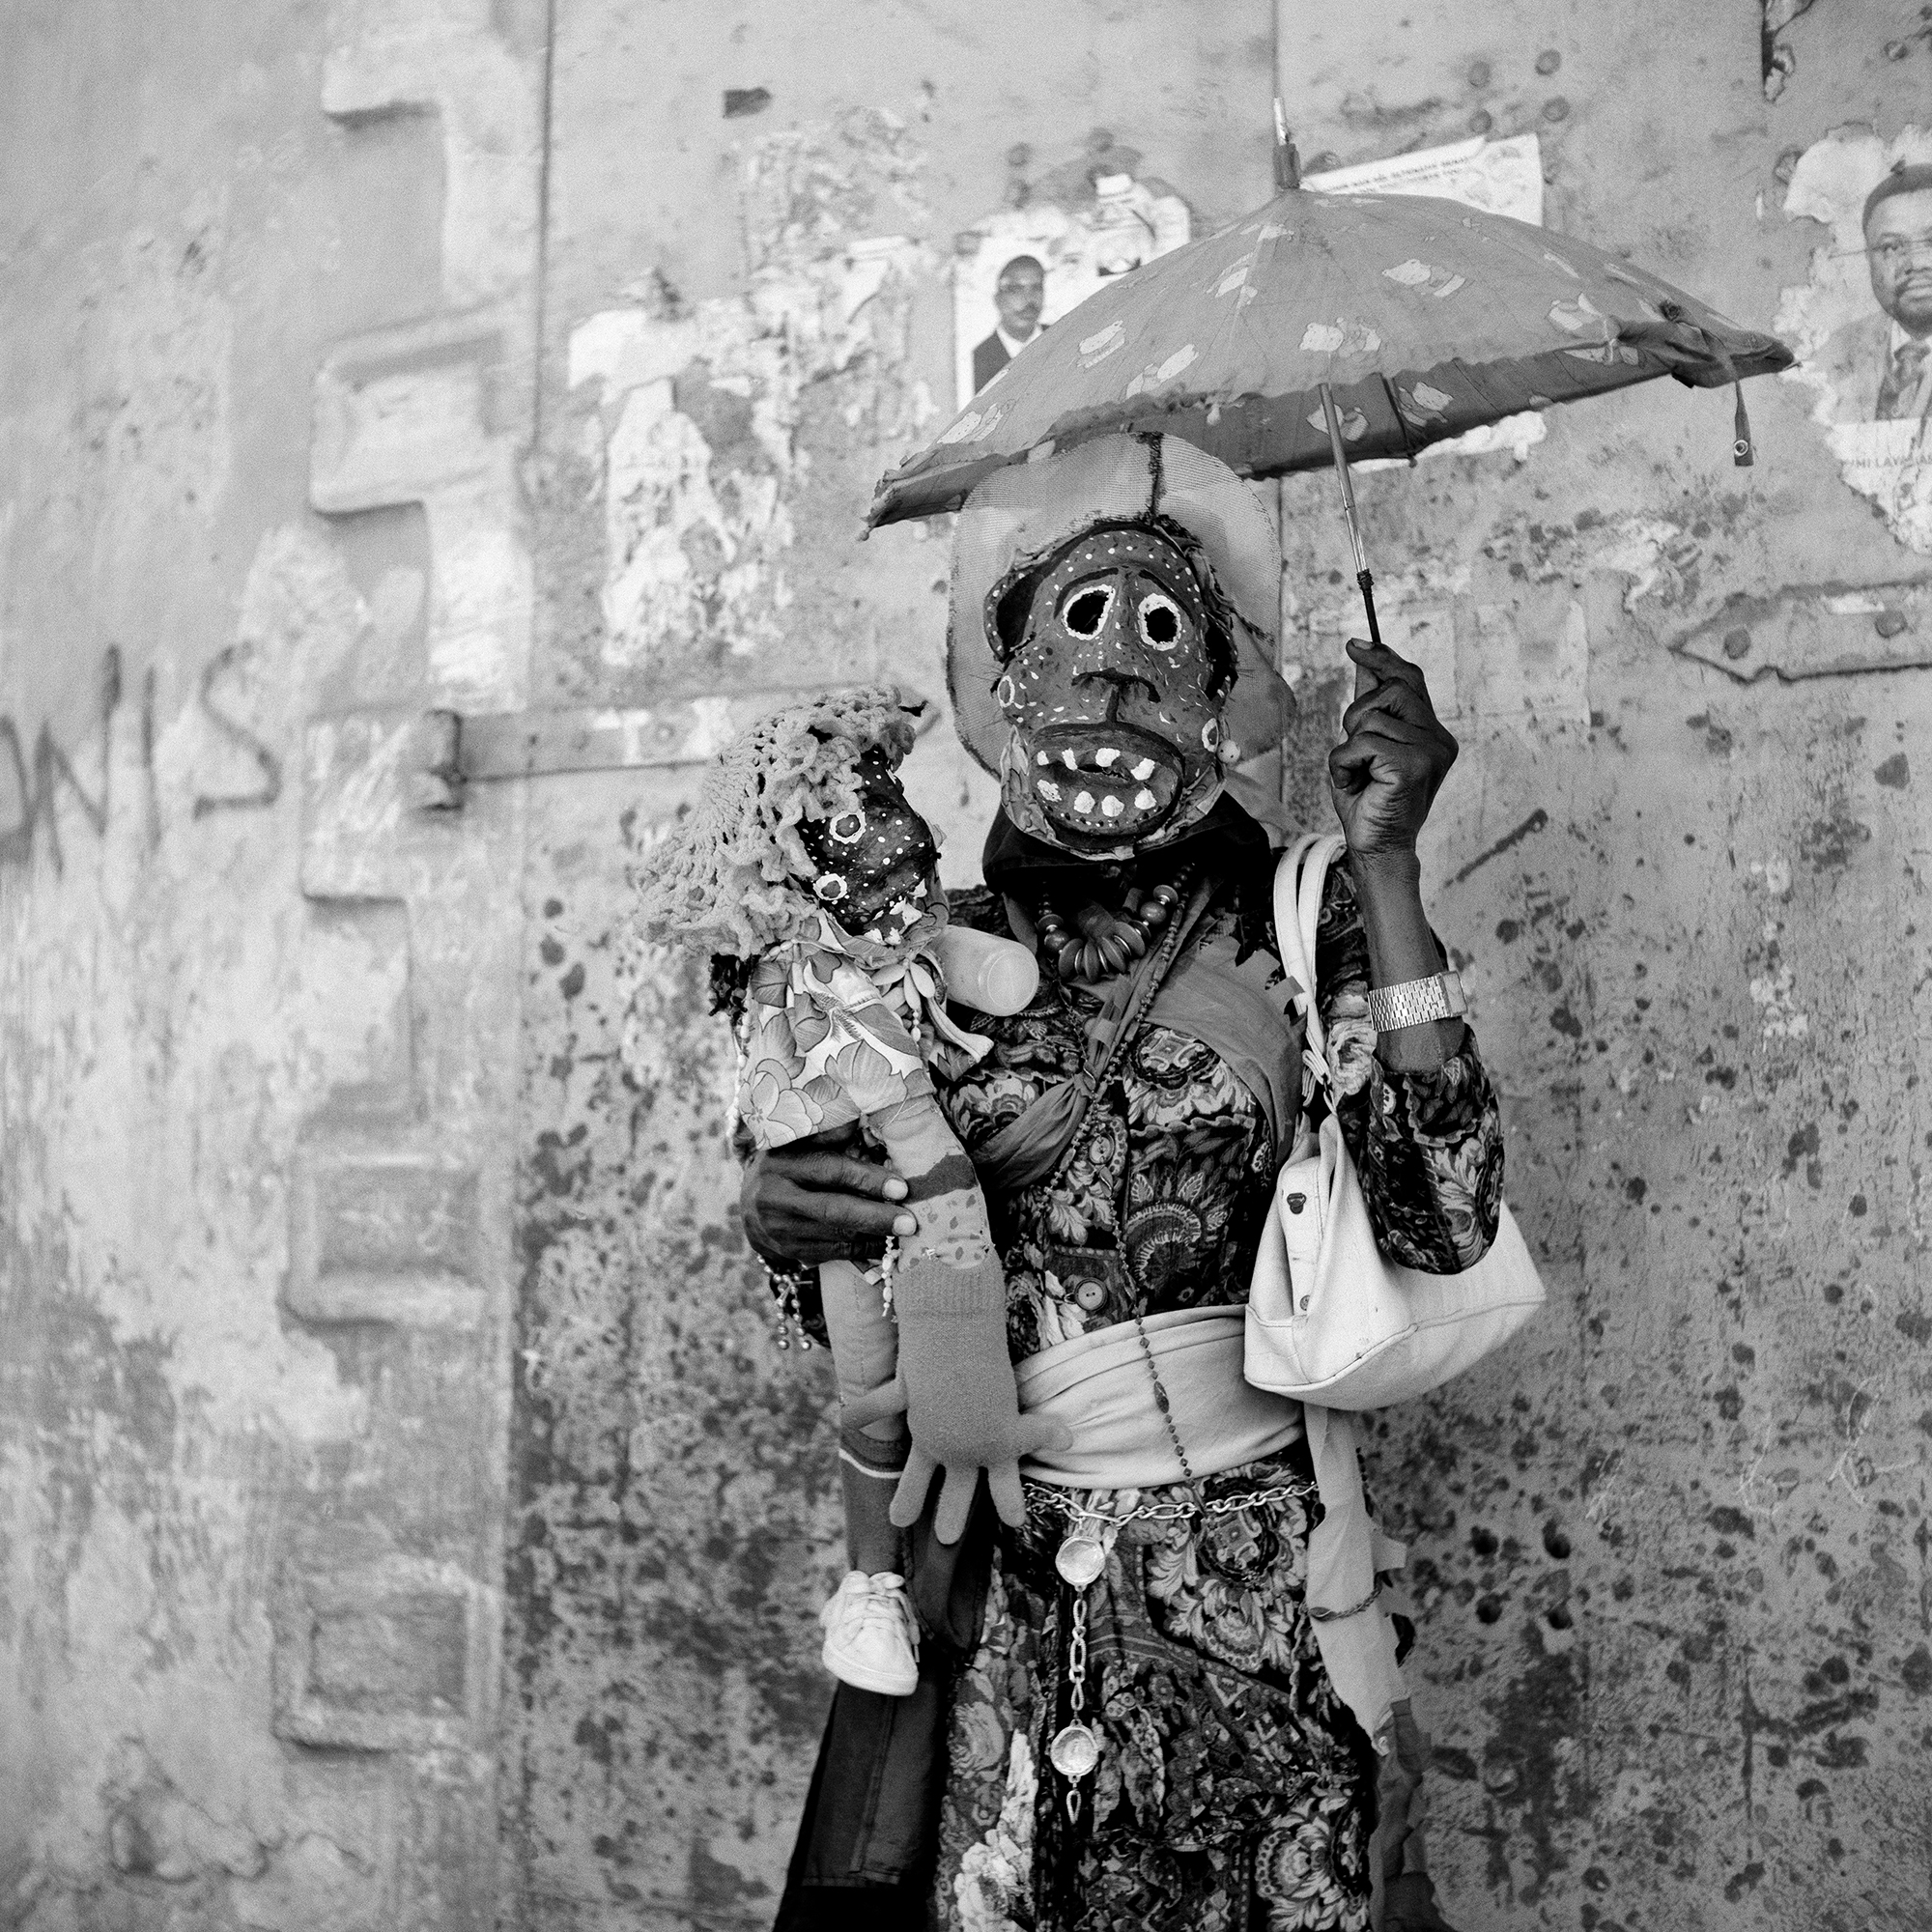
794, 745, 942, 946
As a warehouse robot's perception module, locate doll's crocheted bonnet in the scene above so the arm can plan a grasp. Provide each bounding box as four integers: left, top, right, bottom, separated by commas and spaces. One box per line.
633, 686, 918, 959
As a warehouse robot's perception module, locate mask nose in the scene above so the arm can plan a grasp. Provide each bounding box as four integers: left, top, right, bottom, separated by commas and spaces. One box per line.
1063, 574, 1159, 700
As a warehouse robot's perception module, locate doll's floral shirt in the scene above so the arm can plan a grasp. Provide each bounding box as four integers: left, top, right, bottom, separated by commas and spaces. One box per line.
733, 910, 980, 1151
925, 864, 1502, 1932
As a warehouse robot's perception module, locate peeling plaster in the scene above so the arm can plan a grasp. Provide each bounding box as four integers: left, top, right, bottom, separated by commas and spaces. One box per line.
570, 117, 938, 680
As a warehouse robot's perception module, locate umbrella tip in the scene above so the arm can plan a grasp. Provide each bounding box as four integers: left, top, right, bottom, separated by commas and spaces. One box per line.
1272, 98, 1301, 190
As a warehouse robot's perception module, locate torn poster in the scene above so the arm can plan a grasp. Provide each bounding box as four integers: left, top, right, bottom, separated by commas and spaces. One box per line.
952, 178, 1190, 409
1778, 127, 1932, 554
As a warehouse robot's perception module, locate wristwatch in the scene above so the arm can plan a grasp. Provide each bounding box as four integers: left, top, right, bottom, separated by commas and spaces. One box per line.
1366, 970, 1468, 1033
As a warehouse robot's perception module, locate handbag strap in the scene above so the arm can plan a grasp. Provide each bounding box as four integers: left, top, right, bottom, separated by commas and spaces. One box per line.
1272, 831, 1346, 1106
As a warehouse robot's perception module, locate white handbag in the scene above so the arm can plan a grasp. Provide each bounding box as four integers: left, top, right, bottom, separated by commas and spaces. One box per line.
1244, 833, 1546, 1409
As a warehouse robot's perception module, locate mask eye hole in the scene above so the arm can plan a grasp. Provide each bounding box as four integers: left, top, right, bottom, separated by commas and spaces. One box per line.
1138, 593, 1182, 649
813, 873, 848, 901
828, 809, 867, 844
1061, 584, 1114, 637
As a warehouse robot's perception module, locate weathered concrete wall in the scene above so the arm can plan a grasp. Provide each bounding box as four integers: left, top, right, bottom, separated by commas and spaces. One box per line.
2, 1, 543, 1925
5, 1, 1929, 1929
510, 2, 1932, 1927
1278, 8, 1932, 1925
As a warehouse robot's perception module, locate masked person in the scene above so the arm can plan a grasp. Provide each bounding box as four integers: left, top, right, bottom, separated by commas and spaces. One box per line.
748, 437, 1503, 1932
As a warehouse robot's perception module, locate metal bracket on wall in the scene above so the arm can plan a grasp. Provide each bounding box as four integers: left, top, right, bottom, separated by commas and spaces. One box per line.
1673, 576, 1932, 684
410, 690, 939, 810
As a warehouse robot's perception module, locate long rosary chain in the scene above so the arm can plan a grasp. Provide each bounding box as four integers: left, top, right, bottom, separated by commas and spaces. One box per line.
1041, 871, 1219, 1815
1131, 1310, 1202, 1496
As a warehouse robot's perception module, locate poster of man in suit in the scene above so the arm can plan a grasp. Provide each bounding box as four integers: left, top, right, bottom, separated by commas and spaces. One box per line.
1780, 133, 1932, 554
1817, 164, 1932, 424
971, 256, 1045, 394
952, 174, 1190, 408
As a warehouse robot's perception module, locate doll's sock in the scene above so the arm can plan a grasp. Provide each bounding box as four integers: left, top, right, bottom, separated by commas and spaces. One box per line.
818, 1258, 904, 1444
838, 1427, 907, 1575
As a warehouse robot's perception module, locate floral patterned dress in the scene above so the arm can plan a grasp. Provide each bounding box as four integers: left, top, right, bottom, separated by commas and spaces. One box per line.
926, 858, 1502, 1932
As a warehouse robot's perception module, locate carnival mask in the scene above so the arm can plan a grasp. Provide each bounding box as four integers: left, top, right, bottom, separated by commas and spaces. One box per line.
795, 745, 942, 947
992, 524, 1233, 857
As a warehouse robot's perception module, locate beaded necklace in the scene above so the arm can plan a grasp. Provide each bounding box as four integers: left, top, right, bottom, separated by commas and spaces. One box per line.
1032, 879, 1182, 982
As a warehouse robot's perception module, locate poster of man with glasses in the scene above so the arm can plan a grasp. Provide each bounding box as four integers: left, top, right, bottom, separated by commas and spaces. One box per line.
1819, 163, 1932, 424
1781, 136, 1932, 554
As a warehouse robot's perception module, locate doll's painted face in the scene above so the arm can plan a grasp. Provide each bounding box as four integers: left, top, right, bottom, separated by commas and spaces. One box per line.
796, 745, 942, 946
992, 525, 1231, 857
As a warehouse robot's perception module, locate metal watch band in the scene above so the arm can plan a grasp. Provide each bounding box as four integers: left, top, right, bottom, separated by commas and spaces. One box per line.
1366, 970, 1468, 1033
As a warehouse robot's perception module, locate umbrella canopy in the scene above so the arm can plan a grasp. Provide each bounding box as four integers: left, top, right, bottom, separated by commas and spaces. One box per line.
867, 185, 1793, 527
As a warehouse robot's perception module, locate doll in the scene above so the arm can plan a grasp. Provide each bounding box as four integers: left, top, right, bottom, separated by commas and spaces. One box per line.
634, 688, 1041, 1695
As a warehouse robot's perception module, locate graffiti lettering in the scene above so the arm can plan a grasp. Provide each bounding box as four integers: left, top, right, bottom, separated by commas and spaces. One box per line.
0, 641, 280, 872
0, 648, 120, 874
192, 644, 283, 819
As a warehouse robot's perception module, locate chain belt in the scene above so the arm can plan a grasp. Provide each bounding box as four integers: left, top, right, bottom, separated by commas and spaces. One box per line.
1023, 1477, 1312, 1529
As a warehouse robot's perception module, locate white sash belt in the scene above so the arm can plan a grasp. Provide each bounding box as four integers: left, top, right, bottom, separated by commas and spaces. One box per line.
1015, 1301, 1410, 1753
1016, 1305, 1303, 1487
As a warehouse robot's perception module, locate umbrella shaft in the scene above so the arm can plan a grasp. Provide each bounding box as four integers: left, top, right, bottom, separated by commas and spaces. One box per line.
1318, 383, 1367, 571
1319, 382, 1382, 646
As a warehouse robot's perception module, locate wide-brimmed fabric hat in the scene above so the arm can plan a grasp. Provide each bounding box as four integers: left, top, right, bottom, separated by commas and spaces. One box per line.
946, 432, 1293, 777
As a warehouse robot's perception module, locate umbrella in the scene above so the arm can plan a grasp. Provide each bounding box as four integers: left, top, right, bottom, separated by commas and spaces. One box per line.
867, 133, 1793, 641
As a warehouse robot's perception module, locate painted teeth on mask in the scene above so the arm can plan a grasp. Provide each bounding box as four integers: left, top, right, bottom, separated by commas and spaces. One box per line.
1037, 779, 1063, 801
1134, 788, 1157, 809
1073, 791, 1095, 813
1100, 797, 1124, 818
1094, 748, 1120, 768
1130, 758, 1156, 781
1062, 750, 1080, 770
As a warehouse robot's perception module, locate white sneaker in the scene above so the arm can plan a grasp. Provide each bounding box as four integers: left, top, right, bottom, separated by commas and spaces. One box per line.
818, 1570, 920, 1696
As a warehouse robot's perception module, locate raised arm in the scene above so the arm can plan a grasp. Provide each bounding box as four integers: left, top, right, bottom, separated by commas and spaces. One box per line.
1316, 638, 1504, 1273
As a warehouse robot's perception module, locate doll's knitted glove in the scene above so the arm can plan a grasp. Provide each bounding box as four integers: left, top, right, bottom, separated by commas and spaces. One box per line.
841, 1253, 1070, 1545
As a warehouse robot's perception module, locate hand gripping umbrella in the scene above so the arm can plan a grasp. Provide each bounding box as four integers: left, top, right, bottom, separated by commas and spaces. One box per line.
867, 138, 1792, 643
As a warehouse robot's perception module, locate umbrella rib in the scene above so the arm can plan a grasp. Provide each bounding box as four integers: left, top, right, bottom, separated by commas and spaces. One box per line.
1378, 372, 1419, 462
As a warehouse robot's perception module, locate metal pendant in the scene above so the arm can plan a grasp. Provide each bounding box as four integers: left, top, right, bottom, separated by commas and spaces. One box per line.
1048, 1719, 1100, 1780
1054, 1529, 1108, 1588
